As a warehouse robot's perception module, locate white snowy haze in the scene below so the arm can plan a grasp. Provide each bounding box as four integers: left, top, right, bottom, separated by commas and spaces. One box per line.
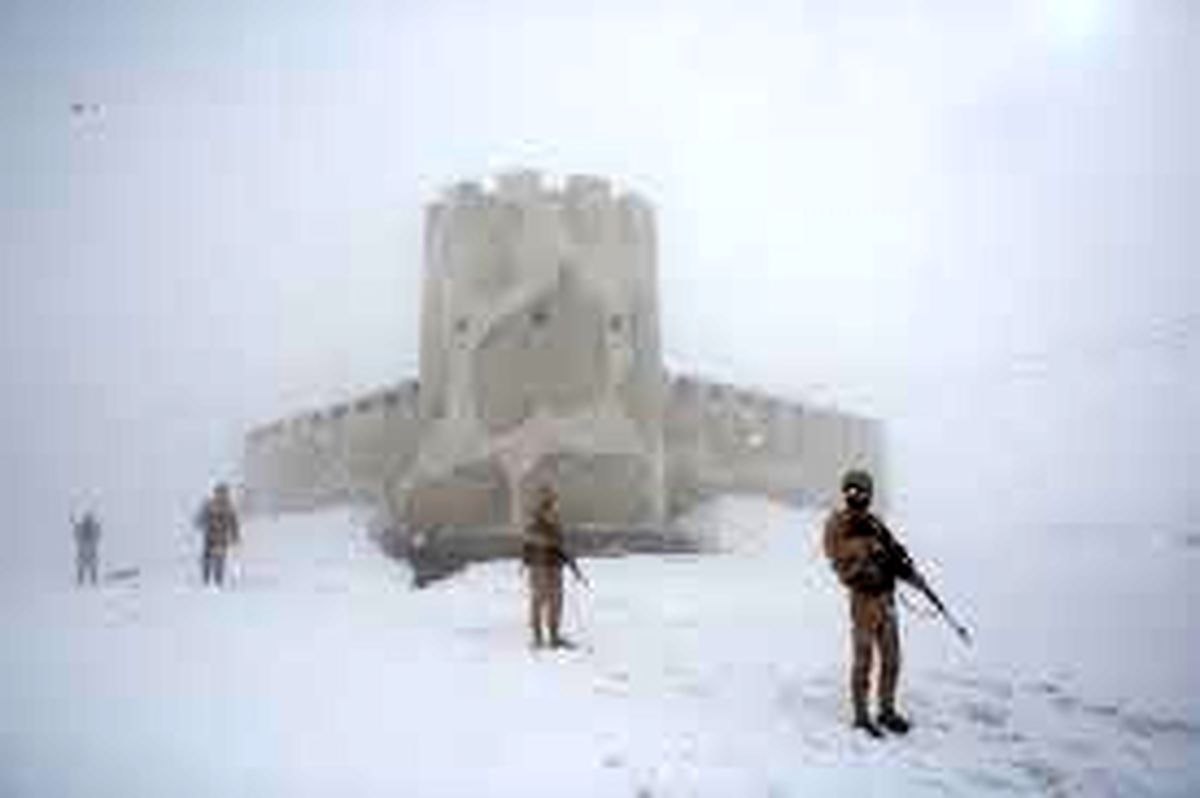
2, 0, 1197, 565
1, 0, 1198, 792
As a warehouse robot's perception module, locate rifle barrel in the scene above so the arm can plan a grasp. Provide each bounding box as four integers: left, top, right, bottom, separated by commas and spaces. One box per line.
913, 577, 972, 646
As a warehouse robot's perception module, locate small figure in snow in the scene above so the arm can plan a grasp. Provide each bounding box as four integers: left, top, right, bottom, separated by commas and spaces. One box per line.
521, 484, 585, 649
72, 511, 101, 586
823, 469, 921, 738
196, 483, 240, 587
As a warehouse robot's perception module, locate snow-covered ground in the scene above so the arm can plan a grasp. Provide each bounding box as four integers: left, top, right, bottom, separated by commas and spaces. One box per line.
1, 498, 1197, 797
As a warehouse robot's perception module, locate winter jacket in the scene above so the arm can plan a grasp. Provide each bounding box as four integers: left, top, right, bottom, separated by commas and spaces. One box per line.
199, 499, 240, 551
522, 504, 569, 569
823, 509, 915, 595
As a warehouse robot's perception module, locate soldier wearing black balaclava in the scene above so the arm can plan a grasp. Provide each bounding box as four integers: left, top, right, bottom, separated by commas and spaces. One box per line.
823, 469, 920, 738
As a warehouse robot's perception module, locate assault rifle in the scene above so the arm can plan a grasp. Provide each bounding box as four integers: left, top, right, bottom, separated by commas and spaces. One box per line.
906, 570, 972, 645
564, 554, 589, 588
519, 532, 590, 588
868, 516, 972, 646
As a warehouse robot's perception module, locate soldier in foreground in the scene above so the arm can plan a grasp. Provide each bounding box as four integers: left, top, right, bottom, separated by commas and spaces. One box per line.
823, 469, 921, 738
196, 483, 240, 587
521, 484, 585, 649
72, 511, 102, 586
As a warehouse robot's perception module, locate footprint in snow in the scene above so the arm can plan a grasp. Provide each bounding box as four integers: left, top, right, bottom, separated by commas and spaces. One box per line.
1049, 693, 1081, 714
1118, 712, 1200, 743
1056, 736, 1100, 759
960, 699, 1011, 730
1025, 679, 1064, 697
1011, 756, 1069, 796
962, 768, 1023, 793
1081, 702, 1121, 719
601, 752, 625, 769
935, 671, 1015, 701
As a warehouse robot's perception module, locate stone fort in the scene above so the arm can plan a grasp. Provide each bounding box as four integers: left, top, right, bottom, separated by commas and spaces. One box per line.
243, 170, 883, 553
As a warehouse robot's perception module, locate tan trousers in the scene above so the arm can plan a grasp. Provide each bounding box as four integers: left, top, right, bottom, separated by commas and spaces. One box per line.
527, 565, 563, 645
76, 551, 99, 586
849, 590, 901, 720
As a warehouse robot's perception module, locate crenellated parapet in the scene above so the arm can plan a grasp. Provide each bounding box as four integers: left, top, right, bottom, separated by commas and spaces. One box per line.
242, 380, 421, 514
664, 373, 885, 513
424, 170, 654, 312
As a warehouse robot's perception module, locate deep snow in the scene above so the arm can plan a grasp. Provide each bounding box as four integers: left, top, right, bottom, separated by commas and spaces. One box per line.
1, 498, 1197, 797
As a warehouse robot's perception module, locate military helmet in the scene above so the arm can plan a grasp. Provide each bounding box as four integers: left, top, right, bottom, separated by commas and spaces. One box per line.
840, 469, 874, 494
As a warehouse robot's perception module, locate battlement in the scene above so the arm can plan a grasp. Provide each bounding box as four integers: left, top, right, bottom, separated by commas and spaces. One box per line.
668, 373, 805, 419
564, 174, 611, 204
245, 380, 421, 442
444, 181, 485, 204
494, 169, 543, 201
432, 169, 646, 215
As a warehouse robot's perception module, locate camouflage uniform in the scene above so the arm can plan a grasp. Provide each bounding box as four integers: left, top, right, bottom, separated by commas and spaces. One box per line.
521, 490, 573, 648
73, 513, 101, 586
198, 486, 239, 587
823, 472, 917, 735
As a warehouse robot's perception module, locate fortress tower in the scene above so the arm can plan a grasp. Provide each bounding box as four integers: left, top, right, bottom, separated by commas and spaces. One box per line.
402, 170, 666, 530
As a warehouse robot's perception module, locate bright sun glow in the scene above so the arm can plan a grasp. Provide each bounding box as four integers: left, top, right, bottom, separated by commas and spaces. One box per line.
1045, 0, 1105, 45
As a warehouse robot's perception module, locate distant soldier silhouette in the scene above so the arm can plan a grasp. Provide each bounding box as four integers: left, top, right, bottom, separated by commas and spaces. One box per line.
823, 469, 920, 738
72, 511, 101, 586
521, 484, 584, 649
196, 483, 240, 587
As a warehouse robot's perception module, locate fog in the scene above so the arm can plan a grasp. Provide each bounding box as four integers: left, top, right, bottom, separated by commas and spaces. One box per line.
2, 0, 1197, 575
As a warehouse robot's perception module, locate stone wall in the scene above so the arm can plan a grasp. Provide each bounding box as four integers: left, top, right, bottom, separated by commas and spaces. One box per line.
243, 370, 885, 523
242, 380, 420, 514
664, 374, 885, 514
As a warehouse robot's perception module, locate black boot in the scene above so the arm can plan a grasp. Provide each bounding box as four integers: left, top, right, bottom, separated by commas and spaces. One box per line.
878, 710, 911, 735
853, 716, 884, 739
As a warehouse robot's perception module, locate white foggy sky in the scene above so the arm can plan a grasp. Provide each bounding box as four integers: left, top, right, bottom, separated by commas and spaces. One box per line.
1, 0, 1197, 566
